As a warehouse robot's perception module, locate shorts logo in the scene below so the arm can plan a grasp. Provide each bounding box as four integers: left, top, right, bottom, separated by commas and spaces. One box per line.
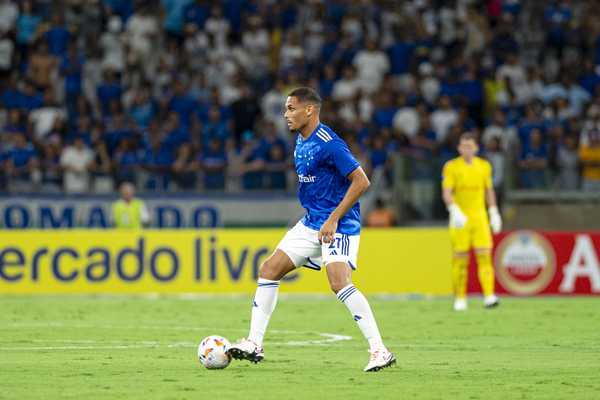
298, 174, 316, 183
494, 230, 556, 295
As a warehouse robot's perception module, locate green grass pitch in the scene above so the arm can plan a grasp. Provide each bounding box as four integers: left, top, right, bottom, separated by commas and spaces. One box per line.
1, 296, 599, 399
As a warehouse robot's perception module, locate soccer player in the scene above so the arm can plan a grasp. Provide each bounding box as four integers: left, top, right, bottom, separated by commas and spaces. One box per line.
227, 87, 395, 372
442, 132, 502, 311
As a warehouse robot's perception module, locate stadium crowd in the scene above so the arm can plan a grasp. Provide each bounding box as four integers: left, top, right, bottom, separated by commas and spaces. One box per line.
1, 0, 600, 210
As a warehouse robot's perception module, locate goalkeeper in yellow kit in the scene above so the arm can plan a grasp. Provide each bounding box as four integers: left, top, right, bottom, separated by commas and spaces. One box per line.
442, 133, 502, 311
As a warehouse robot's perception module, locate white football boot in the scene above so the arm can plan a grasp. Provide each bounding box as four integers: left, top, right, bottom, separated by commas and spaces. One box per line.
227, 338, 264, 363
484, 295, 500, 309
363, 348, 396, 372
453, 298, 468, 311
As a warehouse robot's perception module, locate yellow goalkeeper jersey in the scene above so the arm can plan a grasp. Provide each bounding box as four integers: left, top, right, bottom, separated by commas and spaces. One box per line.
442, 156, 492, 216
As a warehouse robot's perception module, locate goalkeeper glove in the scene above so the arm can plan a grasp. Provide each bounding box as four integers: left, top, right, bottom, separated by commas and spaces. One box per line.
488, 206, 502, 233
448, 204, 468, 228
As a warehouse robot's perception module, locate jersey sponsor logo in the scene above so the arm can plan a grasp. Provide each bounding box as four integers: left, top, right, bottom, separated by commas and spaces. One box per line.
494, 230, 556, 295
298, 174, 316, 183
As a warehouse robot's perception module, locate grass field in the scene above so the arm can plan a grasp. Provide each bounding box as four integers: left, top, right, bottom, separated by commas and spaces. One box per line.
1, 295, 599, 400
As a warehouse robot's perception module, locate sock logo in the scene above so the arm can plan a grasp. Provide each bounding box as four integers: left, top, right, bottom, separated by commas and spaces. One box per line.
252, 300, 258, 307
353, 315, 362, 321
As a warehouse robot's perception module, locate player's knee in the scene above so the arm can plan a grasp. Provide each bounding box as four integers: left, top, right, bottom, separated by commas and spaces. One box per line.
258, 258, 285, 280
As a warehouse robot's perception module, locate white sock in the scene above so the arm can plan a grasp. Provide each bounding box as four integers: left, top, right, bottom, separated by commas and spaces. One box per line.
248, 278, 280, 346
337, 284, 385, 352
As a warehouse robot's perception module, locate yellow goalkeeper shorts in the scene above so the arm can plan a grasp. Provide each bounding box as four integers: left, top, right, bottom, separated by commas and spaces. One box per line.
449, 214, 492, 253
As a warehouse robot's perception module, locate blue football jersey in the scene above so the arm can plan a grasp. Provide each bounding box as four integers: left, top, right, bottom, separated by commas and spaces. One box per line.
294, 123, 361, 235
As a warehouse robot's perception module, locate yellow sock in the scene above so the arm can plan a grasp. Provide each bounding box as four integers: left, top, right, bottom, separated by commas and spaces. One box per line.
476, 251, 495, 297
451, 255, 468, 299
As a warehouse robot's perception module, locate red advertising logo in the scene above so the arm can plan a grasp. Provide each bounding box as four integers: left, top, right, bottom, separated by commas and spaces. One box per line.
494, 231, 556, 295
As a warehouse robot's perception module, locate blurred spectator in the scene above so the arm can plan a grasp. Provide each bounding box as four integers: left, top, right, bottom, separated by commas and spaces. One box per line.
231, 85, 260, 145
481, 109, 517, 151
0, 31, 14, 74
0, 0, 18, 36
16, 1, 41, 54
556, 135, 580, 190
172, 142, 197, 190
28, 41, 56, 91
29, 90, 65, 140
240, 131, 265, 190
484, 136, 506, 207
125, 4, 159, 70
113, 138, 141, 187
6, 133, 40, 191
332, 66, 359, 102
60, 135, 94, 193
518, 129, 549, 189
366, 198, 395, 227
408, 122, 437, 220
579, 131, 600, 191
60, 42, 85, 111
142, 136, 173, 190
89, 139, 113, 193
430, 95, 458, 142
44, 12, 70, 57
200, 137, 227, 190
353, 38, 390, 94
96, 69, 123, 116
392, 95, 419, 139
39, 142, 62, 192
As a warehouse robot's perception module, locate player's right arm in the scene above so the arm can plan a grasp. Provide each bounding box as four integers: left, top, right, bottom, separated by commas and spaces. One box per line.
442, 161, 467, 228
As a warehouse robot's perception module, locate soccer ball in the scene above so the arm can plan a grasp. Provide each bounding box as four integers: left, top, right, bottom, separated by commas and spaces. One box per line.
198, 335, 232, 369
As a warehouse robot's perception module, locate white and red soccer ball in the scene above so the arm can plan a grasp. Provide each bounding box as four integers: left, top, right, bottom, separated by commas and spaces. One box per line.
198, 335, 232, 369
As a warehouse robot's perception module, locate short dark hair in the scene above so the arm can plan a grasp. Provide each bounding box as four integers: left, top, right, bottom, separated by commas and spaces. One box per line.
288, 87, 322, 106
459, 132, 478, 143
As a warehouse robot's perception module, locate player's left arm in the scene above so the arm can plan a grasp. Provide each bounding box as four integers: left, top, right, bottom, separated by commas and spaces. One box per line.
319, 166, 370, 244
484, 161, 502, 233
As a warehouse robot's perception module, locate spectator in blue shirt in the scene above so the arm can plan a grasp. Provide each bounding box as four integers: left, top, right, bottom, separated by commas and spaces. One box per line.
3, 109, 26, 135
203, 105, 231, 145
168, 79, 197, 127
0, 75, 21, 109
518, 104, 545, 144
172, 142, 197, 190
19, 80, 43, 111
143, 136, 175, 190
60, 42, 85, 110
128, 85, 155, 129
6, 133, 39, 188
104, 111, 135, 155
184, 0, 210, 30
44, 13, 71, 57
103, 0, 133, 21
96, 69, 123, 116
113, 137, 140, 186
162, 0, 194, 38
200, 137, 227, 190
239, 131, 266, 190
259, 122, 288, 190
518, 128, 549, 189
16, 1, 42, 54
387, 27, 415, 75
544, 0, 572, 56
372, 91, 398, 129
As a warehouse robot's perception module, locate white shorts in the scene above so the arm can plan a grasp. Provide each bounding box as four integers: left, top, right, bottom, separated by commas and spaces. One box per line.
276, 221, 360, 270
